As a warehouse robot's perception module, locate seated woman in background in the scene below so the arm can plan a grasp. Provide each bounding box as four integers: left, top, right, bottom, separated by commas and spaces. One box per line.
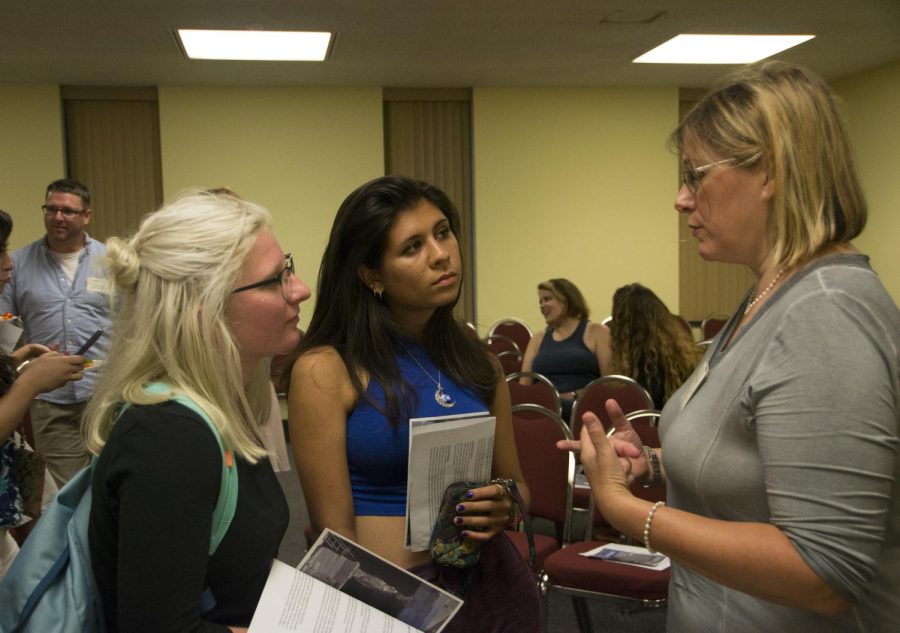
607, 283, 703, 409
84, 190, 311, 632
290, 175, 540, 632
0, 209, 85, 579
520, 278, 609, 418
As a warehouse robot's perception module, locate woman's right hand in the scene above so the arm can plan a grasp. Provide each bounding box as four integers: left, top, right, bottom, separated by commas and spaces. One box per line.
17, 351, 85, 394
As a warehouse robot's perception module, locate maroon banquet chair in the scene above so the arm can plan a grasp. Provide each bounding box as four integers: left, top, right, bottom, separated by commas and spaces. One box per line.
701, 313, 730, 341
569, 375, 654, 440
488, 318, 533, 358
506, 371, 563, 418
485, 333, 521, 356
506, 404, 576, 573
540, 408, 667, 633
496, 350, 523, 376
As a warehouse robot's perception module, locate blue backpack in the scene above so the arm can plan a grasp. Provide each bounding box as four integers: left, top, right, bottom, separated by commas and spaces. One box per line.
0, 386, 238, 633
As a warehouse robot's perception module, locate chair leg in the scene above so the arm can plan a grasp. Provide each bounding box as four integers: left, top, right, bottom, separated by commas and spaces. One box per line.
572, 596, 594, 633
538, 573, 549, 633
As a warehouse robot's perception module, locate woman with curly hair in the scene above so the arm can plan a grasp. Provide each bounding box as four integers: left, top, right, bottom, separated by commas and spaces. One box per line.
608, 283, 702, 409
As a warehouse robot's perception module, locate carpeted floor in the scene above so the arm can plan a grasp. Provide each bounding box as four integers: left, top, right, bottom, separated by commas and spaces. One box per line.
274, 455, 667, 633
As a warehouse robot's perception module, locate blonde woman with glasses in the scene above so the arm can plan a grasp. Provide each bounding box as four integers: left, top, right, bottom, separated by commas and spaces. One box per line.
565, 61, 899, 631
84, 190, 310, 632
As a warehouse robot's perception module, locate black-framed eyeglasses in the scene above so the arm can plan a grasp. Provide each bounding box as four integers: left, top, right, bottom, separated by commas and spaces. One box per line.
232, 253, 295, 301
42, 204, 87, 218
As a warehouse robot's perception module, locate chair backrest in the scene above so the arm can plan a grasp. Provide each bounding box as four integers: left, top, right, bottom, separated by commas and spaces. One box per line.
624, 408, 662, 448
506, 371, 562, 417
701, 313, 729, 341
487, 318, 532, 356
510, 403, 575, 546
570, 375, 654, 439
496, 350, 523, 375
485, 333, 521, 356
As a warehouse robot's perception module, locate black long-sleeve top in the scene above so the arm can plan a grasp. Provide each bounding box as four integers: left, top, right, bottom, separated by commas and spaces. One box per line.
89, 401, 288, 632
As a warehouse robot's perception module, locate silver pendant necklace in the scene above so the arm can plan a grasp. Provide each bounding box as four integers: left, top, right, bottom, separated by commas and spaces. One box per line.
398, 341, 455, 408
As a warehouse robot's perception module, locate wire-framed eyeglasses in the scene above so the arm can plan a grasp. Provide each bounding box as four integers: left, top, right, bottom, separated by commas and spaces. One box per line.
680, 158, 736, 193
232, 253, 295, 301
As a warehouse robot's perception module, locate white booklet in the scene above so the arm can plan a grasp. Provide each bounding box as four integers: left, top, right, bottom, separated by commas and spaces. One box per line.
579, 542, 671, 571
249, 529, 463, 633
404, 411, 495, 551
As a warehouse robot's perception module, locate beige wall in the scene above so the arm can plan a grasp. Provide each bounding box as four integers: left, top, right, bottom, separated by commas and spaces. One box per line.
472, 87, 679, 335
834, 60, 900, 303
158, 86, 385, 329
0, 85, 65, 249
2, 65, 896, 325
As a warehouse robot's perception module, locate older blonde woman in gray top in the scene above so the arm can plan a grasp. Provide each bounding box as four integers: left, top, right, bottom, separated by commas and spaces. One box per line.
564, 61, 899, 632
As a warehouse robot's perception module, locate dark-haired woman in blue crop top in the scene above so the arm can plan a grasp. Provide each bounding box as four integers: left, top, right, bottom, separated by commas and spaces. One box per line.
290, 176, 540, 632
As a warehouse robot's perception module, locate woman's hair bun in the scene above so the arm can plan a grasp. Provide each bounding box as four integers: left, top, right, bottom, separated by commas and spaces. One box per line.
106, 236, 141, 292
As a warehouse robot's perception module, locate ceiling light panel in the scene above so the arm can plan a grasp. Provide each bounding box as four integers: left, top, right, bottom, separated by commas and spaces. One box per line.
634, 34, 814, 64
178, 29, 332, 61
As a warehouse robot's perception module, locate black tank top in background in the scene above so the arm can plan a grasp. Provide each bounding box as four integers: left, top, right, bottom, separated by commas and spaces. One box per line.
531, 319, 601, 393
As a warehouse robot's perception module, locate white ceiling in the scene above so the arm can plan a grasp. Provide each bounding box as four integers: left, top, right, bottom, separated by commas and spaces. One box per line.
2, 0, 898, 89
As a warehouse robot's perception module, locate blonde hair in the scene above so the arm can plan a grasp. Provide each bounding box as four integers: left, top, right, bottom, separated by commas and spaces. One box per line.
84, 189, 274, 462
671, 61, 866, 269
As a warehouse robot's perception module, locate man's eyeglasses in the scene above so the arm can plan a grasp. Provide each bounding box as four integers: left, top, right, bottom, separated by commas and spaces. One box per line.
680, 158, 736, 193
232, 253, 295, 302
42, 205, 87, 218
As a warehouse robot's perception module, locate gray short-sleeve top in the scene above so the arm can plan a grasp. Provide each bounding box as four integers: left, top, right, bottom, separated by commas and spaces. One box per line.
660, 253, 900, 632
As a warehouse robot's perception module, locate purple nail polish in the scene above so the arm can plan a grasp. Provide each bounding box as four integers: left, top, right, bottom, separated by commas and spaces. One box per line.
461, 531, 470, 538
456, 504, 465, 512
454, 516, 464, 525
465, 490, 474, 499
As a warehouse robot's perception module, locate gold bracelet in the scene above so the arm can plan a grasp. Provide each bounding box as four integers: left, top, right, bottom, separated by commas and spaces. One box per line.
642, 501, 665, 553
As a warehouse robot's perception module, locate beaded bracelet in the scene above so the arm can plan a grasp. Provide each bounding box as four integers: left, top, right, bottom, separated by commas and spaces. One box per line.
642, 501, 665, 553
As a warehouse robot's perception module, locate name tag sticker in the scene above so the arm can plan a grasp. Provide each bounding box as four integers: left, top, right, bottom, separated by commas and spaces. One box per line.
681, 360, 709, 408
86, 277, 111, 294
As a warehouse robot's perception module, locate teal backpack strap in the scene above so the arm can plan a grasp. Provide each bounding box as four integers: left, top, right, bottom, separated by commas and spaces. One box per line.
142, 382, 238, 555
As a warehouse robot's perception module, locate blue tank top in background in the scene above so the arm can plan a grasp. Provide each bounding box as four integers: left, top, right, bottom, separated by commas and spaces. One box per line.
532, 319, 600, 393
346, 343, 489, 516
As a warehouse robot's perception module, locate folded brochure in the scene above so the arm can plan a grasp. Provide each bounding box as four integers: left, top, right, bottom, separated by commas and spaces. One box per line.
250, 529, 463, 633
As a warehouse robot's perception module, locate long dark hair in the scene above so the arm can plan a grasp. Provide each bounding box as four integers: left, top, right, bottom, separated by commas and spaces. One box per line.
0, 209, 16, 395
299, 175, 497, 425
609, 283, 702, 403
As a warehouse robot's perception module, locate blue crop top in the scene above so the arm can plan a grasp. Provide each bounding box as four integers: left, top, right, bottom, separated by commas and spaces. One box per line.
346, 343, 489, 516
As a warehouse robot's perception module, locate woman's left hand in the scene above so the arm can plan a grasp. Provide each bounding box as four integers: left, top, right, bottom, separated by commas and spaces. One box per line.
569, 412, 636, 522
10, 343, 52, 365
453, 482, 516, 542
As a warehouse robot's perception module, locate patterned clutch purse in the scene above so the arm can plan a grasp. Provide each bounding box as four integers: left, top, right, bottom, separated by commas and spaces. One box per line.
429, 478, 534, 569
